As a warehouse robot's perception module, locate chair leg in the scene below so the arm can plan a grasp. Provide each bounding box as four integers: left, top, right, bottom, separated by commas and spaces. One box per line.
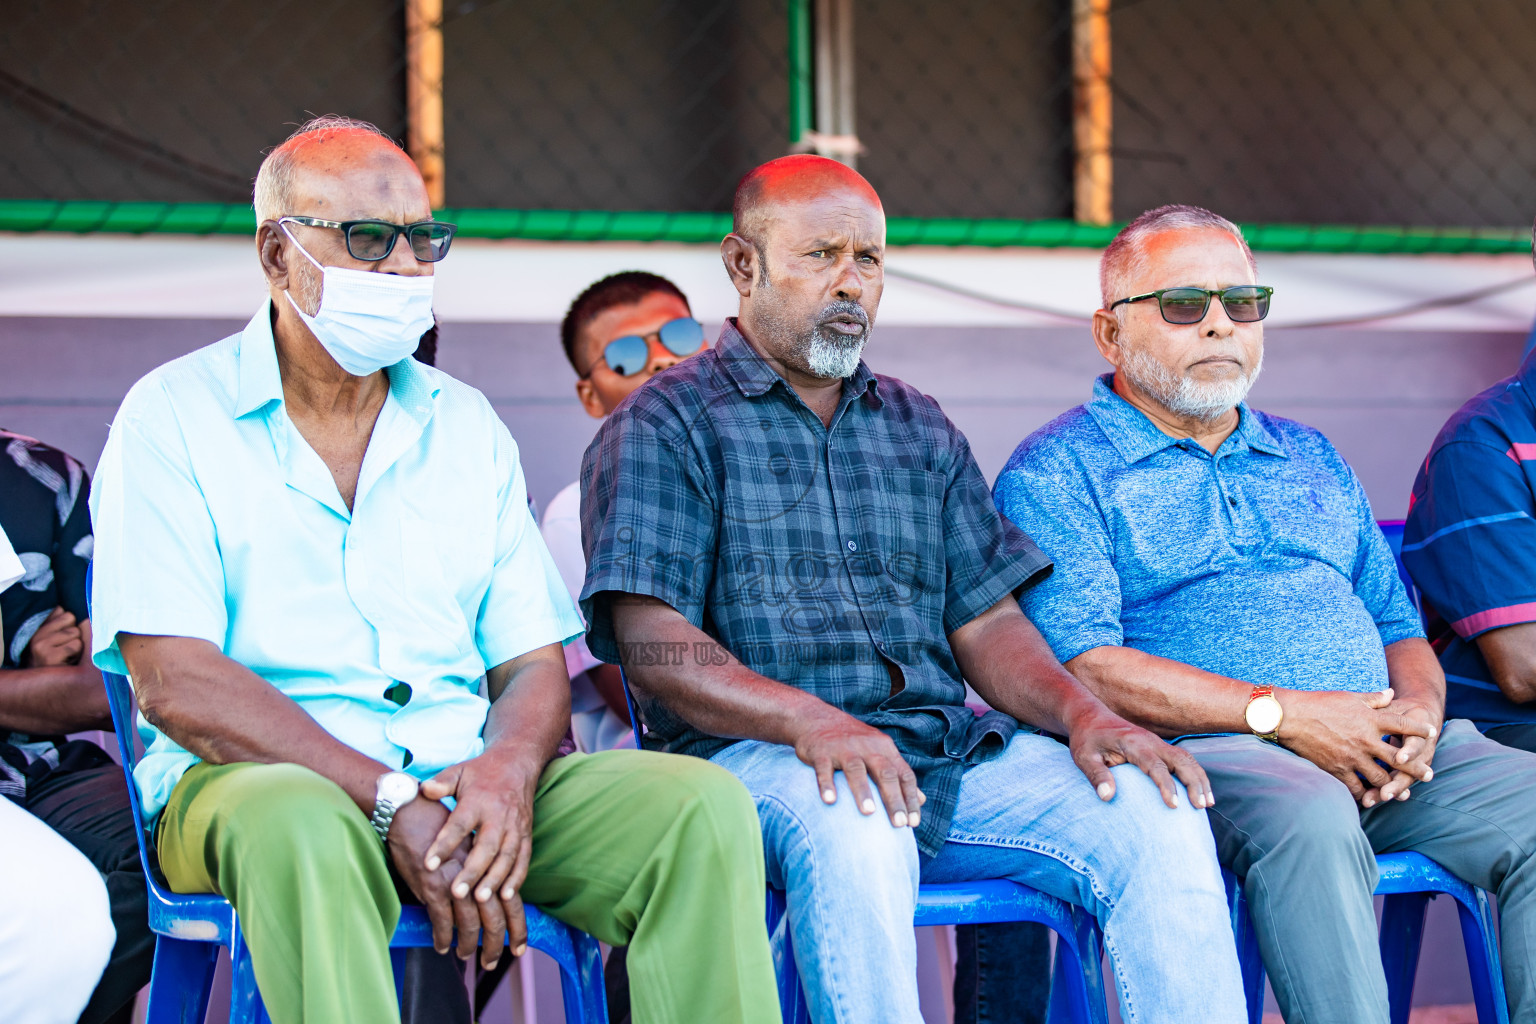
766, 888, 810, 1024
520, 906, 609, 1024
1224, 870, 1266, 1024
1045, 906, 1108, 1024
390, 948, 408, 1009
1448, 888, 1510, 1024
1378, 892, 1431, 1024
552, 930, 609, 1024
1235, 906, 1266, 1022
143, 937, 220, 1024
228, 923, 268, 1024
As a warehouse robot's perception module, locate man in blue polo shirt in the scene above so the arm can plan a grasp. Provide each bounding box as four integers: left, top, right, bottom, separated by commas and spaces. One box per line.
996, 204, 1536, 1024
1403, 299, 1536, 753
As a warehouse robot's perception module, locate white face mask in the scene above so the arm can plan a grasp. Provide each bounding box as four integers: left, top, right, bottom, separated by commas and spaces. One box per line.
280, 224, 436, 377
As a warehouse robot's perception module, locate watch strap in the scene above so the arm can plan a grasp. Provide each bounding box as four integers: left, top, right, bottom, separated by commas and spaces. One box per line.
370, 800, 398, 843
371, 772, 417, 843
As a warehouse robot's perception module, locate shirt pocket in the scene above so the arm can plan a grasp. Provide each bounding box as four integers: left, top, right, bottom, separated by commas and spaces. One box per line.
861, 466, 946, 611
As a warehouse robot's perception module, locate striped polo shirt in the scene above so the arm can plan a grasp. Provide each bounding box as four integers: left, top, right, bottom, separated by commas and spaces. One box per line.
1403, 348, 1536, 728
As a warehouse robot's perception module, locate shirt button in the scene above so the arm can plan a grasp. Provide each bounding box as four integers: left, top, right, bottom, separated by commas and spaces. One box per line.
847, 540, 858, 552
1228, 496, 1238, 507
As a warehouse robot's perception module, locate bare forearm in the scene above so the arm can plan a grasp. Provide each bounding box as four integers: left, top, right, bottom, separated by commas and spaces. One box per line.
610, 595, 839, 744
122, 635, 387, 811
1474, 623, 1536, 704
483, 645, 571, 770
1384, 637, 1446, 718
0, 665, 112, 734
953, 609, 1106, 734
1065, 645, 1251, 738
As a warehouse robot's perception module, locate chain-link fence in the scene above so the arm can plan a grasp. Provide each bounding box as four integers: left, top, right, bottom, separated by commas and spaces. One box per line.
2, 0, 1535, 237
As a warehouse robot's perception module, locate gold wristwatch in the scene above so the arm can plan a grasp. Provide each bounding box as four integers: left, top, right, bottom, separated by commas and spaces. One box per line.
1244, 684, 1284, 742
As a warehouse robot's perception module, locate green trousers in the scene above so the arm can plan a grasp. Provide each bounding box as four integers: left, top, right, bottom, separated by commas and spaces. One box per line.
157, 750, 781, 1024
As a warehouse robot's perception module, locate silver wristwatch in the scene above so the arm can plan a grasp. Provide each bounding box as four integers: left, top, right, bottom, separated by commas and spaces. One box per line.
371, 771, 420, 842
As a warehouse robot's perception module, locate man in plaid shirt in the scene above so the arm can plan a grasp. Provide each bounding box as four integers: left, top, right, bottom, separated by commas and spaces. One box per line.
580, 155, 1246, 1024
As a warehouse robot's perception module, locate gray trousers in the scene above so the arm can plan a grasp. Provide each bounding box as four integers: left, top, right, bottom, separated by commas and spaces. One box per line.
1182, 720, 1536, 1024
1486, 722, 1536, 754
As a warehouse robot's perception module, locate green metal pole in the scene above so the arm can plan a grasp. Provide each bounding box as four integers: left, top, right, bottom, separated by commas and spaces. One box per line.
787, 0, 813, 146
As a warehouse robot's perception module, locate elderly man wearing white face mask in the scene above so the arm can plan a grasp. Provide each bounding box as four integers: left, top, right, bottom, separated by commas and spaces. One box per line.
86, 116, 779, 1024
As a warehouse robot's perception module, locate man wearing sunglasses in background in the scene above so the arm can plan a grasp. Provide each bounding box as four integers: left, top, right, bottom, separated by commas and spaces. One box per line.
530, 272, 706, 1022
88, 116, 779, 1024
543, 271, 708, 755
994, 204, 1536, 1024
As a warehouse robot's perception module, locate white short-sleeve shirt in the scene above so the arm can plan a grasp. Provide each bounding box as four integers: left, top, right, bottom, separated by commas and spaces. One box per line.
90, 302, 583, 819
538, 480, 632, 752
0, 524, 22, 595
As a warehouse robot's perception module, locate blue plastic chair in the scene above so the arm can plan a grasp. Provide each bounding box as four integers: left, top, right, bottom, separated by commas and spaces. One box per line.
618, 670, 1108, 1024
1219, 521, 1509, 1024
99, 668, 607, 1023
1226, 853, 1506, 1024
1378, 520, 1421, 616
768, 881, 1105, 1024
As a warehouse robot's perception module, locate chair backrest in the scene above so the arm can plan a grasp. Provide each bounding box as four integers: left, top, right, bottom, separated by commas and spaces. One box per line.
618, 667, 646, 740
85, 564, 162, 879
1375, 519, 1421, 614
101, 668, 164, 869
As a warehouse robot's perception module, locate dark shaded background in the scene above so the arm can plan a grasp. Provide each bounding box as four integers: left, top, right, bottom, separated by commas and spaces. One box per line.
3, 0, 1534, 224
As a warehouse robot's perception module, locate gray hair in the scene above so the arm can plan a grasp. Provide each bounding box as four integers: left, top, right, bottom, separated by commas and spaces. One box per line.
1099, 204, 1257, 310
252, 115, 399, 223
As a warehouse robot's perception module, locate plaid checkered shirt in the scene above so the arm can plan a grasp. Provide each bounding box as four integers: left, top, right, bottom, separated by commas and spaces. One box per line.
580, 319, 1052, 856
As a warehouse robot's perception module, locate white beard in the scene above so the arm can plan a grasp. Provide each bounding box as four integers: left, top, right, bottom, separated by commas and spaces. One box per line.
805, 328, 866, 379
1119, 343, 1262, 422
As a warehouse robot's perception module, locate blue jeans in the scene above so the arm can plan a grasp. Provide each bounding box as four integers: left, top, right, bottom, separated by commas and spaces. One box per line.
711, 731, 1246, 1024
953, 921, 1050, 1024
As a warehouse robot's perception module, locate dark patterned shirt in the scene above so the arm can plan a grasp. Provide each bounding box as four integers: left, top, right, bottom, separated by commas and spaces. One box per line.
0, 429, 96, 799
580, 320, 1051, 855
1404, 346, 1536, 728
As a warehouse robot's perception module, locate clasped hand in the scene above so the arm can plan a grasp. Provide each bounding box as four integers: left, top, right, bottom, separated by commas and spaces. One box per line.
385, 749, 543, 969
23, 607, 89, 667
1278, 688, 1440, 808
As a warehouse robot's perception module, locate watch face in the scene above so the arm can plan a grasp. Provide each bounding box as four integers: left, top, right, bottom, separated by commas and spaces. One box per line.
1247, 696, 1283, 735
380, 772, 418, 805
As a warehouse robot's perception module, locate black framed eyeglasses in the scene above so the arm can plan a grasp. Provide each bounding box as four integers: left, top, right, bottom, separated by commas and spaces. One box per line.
588, 317, 705, 377
1109, 285, 1274, 325
278, 215, 457, 263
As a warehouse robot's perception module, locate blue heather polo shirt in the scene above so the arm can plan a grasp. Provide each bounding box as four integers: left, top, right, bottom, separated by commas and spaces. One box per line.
1402, 347, 1536, 729
994, 375, 1423, 693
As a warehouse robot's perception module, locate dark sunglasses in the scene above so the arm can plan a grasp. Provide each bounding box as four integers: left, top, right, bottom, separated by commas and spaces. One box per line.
1109, 285, 1274, 325
279, 215, 457, 263
592, 318, 705, 377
